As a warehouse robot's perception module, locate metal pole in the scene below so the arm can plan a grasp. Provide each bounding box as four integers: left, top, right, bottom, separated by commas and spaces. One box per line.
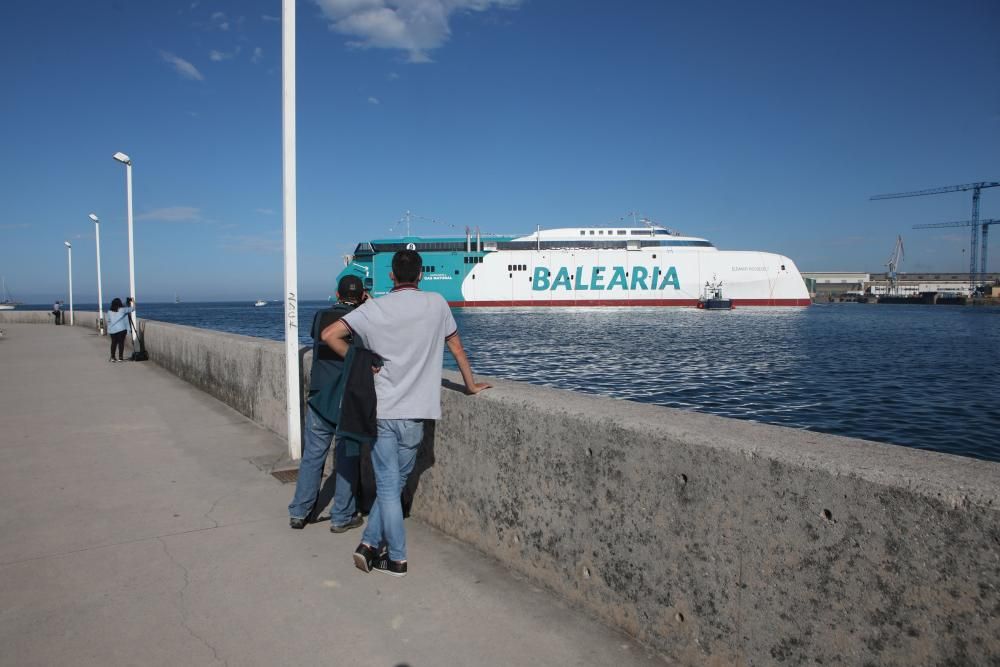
282, 0, 302, 460
968, 187, 980, 291
125, 161, 138, 341
66, 243, 74, 325
94, 216, 104, 334
981, 223, 989, 282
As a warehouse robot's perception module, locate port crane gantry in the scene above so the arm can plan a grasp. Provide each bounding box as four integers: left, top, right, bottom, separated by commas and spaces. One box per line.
871, 182, 1000, 289
885, 235, 904, 295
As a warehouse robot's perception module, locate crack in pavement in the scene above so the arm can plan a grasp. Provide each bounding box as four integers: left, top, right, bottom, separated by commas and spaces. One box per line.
203, 493, 230, 529
157, 537, 228, 667
0, 515, 281, 569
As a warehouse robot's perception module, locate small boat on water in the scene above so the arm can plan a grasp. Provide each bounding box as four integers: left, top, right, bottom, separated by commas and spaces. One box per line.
0, 277, 17, 310
254, 299, 267, 307
697, 278, 733, 310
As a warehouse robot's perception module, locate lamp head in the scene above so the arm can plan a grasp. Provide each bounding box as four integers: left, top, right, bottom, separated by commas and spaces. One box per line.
64, 241, 72, 248
88, 213, 99, 223
112, 151, 131, 165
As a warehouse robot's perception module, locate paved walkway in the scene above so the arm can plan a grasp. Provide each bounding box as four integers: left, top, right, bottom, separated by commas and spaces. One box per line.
0, 323, 664, 667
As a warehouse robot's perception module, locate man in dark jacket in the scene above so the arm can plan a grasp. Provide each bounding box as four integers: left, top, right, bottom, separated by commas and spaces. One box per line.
288, 275, 367, 532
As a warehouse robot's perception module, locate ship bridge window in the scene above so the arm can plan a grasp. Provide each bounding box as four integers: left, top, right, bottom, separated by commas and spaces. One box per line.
631, 230, 653, 236
589, 230, 595, 235
463, 256, 484, 264
617, 230, 627, 235
580, 230, 586, 236
421, 266, 436, 273
659, 240, 714, 247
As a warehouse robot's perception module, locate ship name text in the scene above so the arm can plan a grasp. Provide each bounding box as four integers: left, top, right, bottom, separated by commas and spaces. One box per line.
532, 266, 680, 291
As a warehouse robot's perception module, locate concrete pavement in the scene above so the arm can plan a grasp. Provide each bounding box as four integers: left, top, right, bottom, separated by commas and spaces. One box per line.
0, 323, 664, 666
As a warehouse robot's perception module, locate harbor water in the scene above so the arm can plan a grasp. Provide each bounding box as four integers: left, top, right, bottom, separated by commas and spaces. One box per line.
22, 301, 1000, 462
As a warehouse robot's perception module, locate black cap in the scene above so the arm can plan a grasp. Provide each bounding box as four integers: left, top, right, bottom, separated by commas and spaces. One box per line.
337, 275, 364, 302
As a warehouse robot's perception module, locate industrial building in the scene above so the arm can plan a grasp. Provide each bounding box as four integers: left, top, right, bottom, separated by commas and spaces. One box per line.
802, 272, 1000, 301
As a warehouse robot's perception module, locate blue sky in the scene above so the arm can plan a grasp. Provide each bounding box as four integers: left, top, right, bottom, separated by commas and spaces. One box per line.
1, 0, 998, 302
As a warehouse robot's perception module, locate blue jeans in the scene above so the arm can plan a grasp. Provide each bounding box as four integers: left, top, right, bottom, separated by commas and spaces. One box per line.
361, 419, 424, 561
288, 406, 358, 526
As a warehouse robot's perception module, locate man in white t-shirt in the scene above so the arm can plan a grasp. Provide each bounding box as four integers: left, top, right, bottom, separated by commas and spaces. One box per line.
322, 249, 490, 577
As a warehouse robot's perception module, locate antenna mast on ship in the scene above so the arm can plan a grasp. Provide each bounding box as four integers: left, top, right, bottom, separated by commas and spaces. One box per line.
626, 211, 657, 230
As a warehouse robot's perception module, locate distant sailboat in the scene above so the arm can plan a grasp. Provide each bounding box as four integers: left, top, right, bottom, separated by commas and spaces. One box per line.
254, 299, 267, 307
174, 292, 181, 304
0, 277, 16, 310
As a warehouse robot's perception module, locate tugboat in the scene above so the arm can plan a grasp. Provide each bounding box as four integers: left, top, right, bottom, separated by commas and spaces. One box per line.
697, 277, 733, 310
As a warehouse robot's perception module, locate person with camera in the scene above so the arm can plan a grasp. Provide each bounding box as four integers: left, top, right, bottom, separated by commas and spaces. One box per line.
105, 297, 134, 362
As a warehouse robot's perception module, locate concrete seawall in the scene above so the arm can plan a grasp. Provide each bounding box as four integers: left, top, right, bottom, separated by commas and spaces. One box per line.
6, 314, 997, 664
426, 374, 1000, 664
0, 313, 292, 437
139, 320, 294, 439
0, 310, 98, 327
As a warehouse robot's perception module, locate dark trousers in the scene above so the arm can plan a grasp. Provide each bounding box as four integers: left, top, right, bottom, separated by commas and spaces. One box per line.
53, 311, 62, 325
110, 331, 127, 360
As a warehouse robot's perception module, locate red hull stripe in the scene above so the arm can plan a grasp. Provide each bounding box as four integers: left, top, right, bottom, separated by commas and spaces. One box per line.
446, 298, 811, 307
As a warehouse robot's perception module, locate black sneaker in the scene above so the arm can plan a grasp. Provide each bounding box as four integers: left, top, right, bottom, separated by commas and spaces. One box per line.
330, 514, 364, 534
353, 543, 378, 573
372, 556, 407, 577
289, 517, 307, 530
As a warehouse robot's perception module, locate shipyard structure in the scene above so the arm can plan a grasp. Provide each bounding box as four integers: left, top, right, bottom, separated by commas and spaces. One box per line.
803, 271, 1000, 304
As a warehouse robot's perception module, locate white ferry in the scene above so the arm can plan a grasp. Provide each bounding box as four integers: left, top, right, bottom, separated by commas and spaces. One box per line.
336, 224, 810, 307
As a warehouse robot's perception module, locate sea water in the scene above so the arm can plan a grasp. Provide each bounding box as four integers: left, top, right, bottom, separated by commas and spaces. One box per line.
25, 301, 1000, 461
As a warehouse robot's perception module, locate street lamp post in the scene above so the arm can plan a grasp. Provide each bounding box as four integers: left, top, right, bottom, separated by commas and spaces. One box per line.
64, 241, 74, 326
112, 152, 137, 343
281, 0, 302, 459
89, 213, 104, 334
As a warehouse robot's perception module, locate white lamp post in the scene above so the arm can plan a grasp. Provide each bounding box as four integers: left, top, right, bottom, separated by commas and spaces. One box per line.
64, 241, 74, 326
89, 213, 104, 334
282, 0, 302, 459
112, 152, 137, 343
